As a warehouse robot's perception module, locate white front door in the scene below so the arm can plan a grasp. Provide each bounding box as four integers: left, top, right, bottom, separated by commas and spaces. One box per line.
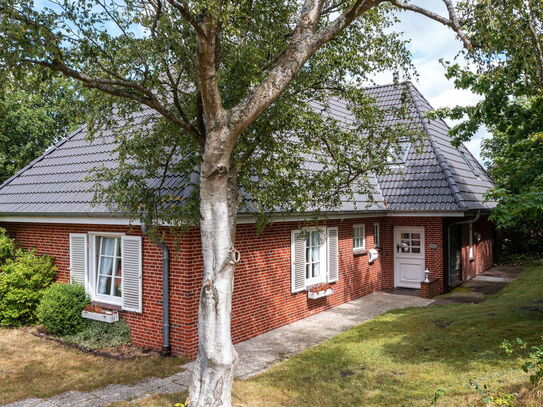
394, 226, 425, 288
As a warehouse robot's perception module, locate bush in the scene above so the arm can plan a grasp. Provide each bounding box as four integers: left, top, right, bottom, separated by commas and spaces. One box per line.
62, 319, 131, 349
0, 228, 15, 265
0, 250, 56, 326
37, 283, 90, 335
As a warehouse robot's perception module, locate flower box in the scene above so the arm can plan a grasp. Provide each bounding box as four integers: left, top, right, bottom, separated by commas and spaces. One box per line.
82, 305, 119, 323
307, 288, 334, 299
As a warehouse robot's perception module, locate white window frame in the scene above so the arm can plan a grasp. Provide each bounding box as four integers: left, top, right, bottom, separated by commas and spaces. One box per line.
303, 227, 327, 287
461, 151, 480, 178
387, 141, 411, 165
353, 224, 366, 252
373, 223, 380, 248
88, 232, 125, 306
469, 223, 475, 261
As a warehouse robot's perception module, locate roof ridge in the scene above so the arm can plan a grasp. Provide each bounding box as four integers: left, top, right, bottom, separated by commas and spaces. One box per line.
0, 124, 87, 192
362, 80, 412, 92
407, 84, 467, 209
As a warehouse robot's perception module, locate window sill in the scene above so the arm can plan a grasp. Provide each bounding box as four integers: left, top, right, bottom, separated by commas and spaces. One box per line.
353, 248, 368, 256
90, 300, 122, 311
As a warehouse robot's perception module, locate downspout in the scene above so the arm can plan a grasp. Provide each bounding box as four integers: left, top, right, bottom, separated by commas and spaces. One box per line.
447, 210, 480, 288
141, 223, 171, 356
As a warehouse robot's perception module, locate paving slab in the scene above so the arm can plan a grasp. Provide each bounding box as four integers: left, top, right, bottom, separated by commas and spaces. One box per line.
432, 264, 522, 305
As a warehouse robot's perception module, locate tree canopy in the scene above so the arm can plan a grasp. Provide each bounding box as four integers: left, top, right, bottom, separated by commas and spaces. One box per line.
0, 1, 475, 405
0, 72, 84, 183
437, 0, 542, 242
0, 1, 468, 230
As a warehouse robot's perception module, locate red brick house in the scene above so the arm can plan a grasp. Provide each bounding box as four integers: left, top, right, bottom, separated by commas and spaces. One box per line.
0, 83, 495, 357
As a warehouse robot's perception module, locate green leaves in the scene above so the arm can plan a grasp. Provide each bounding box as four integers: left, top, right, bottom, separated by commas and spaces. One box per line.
0, 71, 85, 182
0, 1, 420, 232
441, 1, 543, 234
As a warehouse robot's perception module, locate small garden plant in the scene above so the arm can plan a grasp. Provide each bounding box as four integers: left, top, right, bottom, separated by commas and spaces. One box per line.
0, 233, 56, 326
62, 319, 132, 350
36, 282, 131, 350
37, 283, 90, 335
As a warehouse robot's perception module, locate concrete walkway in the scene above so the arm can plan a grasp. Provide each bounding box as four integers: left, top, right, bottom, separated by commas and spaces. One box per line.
432, 264, 523, 306
4, 292, 433, 407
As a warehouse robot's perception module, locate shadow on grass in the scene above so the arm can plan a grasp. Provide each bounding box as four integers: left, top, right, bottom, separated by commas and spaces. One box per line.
239, 265, 543, 407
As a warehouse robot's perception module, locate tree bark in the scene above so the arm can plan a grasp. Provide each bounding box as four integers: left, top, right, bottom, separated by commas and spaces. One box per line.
188, 126, 240, 407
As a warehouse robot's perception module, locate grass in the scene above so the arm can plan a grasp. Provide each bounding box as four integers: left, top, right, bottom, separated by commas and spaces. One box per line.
234, 263, 543, 407
0, 328, 185, 404
127, 263, 543, 407
62, 319, 131, 350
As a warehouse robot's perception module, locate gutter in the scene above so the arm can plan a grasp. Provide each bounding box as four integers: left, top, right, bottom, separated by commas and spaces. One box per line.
446, 210, 480, 288
140, 223, 171, 356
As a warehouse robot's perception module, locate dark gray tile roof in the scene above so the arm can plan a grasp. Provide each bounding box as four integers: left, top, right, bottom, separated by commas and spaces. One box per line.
0, 82, 494, 217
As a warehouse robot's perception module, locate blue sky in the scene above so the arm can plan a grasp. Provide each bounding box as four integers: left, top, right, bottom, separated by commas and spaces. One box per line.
373, 2, 490, 164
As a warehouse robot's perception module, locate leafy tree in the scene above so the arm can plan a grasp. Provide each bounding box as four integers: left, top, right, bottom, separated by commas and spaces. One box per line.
0, 1, 473, 405
437, 0, 543, 245
0, 72, 84, 182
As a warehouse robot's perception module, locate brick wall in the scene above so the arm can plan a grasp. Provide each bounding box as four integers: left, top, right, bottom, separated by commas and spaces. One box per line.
1, 215, 445, 357
420, 278, 442, 299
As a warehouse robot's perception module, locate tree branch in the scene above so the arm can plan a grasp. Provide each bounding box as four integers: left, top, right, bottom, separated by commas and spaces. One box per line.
294, 0, 325, 38
527, 7, 543, 92
165, 0, 206, 38
388, 0, 473, 50
23, 58, 201, 143
196, 15, 224, 125
228, 0, 382, 138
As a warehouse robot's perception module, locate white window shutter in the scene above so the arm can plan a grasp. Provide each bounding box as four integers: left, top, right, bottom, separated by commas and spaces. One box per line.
327, 227, 339, 283
291, 230, 306, 293
121, 235, 143, 313
69, 233, 87, 287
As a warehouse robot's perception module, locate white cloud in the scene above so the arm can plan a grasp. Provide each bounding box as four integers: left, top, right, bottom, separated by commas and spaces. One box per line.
370, 2, 490, 164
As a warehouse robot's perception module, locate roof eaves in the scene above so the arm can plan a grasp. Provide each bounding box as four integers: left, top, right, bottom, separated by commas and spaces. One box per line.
407, 84, 467, 210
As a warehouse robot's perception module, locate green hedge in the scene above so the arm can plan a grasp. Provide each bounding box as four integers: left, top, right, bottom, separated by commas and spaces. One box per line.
37, 283, 90, 335
0, 250, 56, 326
0, 227, 15, 264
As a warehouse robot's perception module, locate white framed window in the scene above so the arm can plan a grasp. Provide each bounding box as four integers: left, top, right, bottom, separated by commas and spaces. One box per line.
373, 223, 380, 248
87, 233, 124, 306
291, 227, 338, 292
304, 229, 326, 286
353, 224, 365, 251
469, 223, 475, 261
93, 235, 123, 305
69, 232, 143, 312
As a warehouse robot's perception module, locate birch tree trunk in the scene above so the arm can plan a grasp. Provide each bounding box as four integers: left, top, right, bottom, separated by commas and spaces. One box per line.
188, 128, 240, 407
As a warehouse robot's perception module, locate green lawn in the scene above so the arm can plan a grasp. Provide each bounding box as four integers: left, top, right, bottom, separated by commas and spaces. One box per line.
234, 263, 543, 406
125, 263, 543, 407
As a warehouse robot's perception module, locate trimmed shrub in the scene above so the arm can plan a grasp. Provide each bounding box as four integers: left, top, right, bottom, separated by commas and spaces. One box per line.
37, 283, 90, 336
0, 228, 15, 265
63, 319, 131, 349
0, 250, 56, 326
